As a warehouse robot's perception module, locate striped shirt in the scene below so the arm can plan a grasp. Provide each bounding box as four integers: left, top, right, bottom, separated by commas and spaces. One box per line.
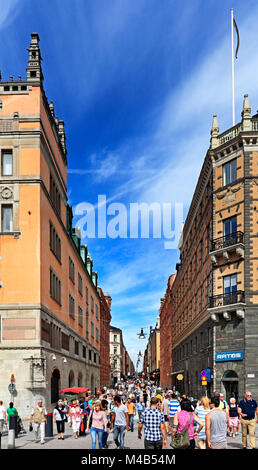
168, 399, 179, 418
195, 405, 210, 441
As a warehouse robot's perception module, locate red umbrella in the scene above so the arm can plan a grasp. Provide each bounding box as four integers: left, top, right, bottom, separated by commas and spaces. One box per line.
59, 387, 89, 394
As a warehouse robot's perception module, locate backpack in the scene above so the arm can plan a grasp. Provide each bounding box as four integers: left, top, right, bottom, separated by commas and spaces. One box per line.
170, 413, 192, 449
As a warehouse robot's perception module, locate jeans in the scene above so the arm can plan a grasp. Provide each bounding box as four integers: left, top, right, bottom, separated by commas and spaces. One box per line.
90, 427, 104, 449
102, 429, 109, 446
129, 414, 134, 431
144, 439, 163, 450
113, 425, 126, 449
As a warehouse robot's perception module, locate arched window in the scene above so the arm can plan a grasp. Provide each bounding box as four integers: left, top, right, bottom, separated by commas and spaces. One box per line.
69, 370, 74, 388
51, 369, 60, 404
78, 372, 83, 387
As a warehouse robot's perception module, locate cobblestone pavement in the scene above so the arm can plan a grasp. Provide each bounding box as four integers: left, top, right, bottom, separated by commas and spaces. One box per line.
1, 418, 258, 450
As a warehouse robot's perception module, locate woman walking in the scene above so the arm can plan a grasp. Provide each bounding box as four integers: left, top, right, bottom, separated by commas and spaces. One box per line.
195, 396, 210, 449
228, 397, 239, 437
69, 399, 82, 439
53, 399, 67, 440
171, 399, 204, 449
86, 401, 107, 449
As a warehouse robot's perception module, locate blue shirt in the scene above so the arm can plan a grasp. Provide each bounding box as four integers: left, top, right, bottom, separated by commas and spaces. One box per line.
238, 399, 257, 419
136, 402, 145, 411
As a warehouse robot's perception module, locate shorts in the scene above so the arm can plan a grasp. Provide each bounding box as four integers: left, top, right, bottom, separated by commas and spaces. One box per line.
169, 416, 175, 426
164, 415, 168, 422
229, 416, 239, 428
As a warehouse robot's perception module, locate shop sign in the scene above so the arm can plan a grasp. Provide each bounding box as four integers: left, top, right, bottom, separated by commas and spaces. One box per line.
215, 351, 243, 362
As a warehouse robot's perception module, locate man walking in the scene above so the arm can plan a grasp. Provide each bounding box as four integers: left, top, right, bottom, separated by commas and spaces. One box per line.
110, 396, 130, 449
136, 398, 145, 423
30, 399, 47, 444
126, 398, 136, 432
238, 391, 258, 449
168, 393, 179, 433
205, 396, 228, 449
138, 397, 167, 449
0, 401, 7, 435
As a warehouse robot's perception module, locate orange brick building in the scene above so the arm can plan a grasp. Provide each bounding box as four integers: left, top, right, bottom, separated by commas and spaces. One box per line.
169, 95, 258, 401
0, 33, 109, 415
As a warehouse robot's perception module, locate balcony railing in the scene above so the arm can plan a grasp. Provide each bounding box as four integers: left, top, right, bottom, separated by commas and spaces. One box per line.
210, 231, 244, 252
209, 291, 245, 309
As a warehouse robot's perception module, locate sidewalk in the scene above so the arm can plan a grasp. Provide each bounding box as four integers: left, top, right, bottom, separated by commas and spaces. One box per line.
1, 418, 258, 450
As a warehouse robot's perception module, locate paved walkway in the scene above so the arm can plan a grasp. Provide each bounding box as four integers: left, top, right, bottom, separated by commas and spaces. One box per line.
1, 418, 258, 450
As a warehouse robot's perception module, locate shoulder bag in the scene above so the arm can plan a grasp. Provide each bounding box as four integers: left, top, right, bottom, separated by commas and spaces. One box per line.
170, 412, 192, 449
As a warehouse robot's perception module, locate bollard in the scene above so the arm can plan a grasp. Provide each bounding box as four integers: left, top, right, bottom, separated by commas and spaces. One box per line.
45, 413, 53, 437
9, 414, 18, 438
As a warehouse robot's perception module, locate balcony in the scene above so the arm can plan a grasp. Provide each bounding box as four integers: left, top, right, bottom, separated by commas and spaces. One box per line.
210, 231, 244, 264
208, 291, 245, 321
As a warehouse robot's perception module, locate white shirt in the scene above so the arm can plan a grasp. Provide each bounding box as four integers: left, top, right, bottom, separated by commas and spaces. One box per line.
0, 405, 6, 420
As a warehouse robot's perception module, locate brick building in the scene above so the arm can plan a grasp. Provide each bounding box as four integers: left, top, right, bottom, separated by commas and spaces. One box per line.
98, 288, 112, 389
110, 325, 135, 386
0, 33, 105, 416
170, 95, 258, 402
159, 274, 176, 389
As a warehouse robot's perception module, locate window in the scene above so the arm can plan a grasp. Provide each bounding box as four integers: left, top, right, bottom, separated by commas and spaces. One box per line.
50, 268, 61, 305
86, 286, 89, 304
96, 327, 99, 343
114, 334, 117, 343
74, 341, 79, 355
86, 309, 89, 340
95, 304, 99, 320
78, 305, 83, 327
91, 295, 94, 312
61, 333, 69, 351
78, 273, 83, 295
89, 349, 92, 361
223, 159, 237, 186
91, 321, 94, 338
207, 327, 211, 346
50, 174, 61, 215
69, 294, 75, 318
2, 151, 13, 175
50, 222, 61, 262
1, 205, 13, 232
200, 332, 203, 349
83, 346, 86, 358
69, 257, 75, 283
224, 216, 237, 238
224, 274, 237, 294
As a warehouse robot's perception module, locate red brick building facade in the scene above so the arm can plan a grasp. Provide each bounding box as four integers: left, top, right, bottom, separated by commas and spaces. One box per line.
98, 289, 112, 388
160, 274, 176, 389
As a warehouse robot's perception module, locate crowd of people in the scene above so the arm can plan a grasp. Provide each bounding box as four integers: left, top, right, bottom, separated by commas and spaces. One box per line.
1, 383, 258, 450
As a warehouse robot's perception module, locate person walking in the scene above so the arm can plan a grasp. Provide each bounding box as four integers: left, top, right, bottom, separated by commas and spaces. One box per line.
228, 397, 239, 437
86, 401, 107, 449
205, 396, 228, 449
171, 399, 204, 449
238, 391, 258, 449
136, 398, 145, 423
161, 395, 169, 433
195, 396, 210, 449
53, 399, 67, 440
168, 393, 180, 432
110, 396, 129, 449
0, 401, 7, 435
126, 398, 136, 432
30, 399, 47, 444
69, 399, 82, 439
138, 397, 167, 450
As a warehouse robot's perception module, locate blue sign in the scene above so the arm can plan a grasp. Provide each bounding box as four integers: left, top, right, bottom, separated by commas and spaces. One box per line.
215, 351, 244, 362
199, 368, 211, 383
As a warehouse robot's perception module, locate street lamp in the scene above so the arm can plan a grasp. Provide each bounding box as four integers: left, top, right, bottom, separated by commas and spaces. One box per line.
137, 328, 146, 339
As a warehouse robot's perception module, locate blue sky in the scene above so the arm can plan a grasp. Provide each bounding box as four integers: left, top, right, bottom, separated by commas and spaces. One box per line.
1, 0, 258, 367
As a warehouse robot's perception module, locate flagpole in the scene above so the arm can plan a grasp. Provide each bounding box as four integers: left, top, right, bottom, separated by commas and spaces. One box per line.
231, 8, 235, 126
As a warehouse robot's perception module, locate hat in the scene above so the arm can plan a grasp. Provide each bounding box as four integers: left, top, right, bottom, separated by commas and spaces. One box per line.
58, 399, 63, 403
